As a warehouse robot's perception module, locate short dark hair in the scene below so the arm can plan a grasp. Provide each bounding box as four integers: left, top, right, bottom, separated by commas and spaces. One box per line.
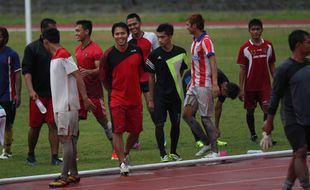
248, 18, 263, 30
186, 13, 204, 31
76, 20, 93, 36
0, 27, 9, 45
288, 30, 310, 51
40, 18, 56, 30
126, 13, 141, 22
111, 22, 129, 36
42, 28, 60, 43
156, 23, 174, 36
226, 82, 240, 100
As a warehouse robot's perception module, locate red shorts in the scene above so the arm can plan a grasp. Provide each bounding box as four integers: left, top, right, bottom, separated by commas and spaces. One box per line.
110, 105, 142, 135
29, 97, 55, 128
79, 97, 107, 120
244, 89, 271, 109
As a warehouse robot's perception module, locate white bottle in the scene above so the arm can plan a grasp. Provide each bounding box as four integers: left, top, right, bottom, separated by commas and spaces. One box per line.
35, 99, 47, 114
247, 150, 263, 154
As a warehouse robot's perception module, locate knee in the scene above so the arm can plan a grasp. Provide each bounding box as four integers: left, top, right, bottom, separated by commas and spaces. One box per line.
294, 145, 308, 159
155, 123, 164, 130
246, 109, 255, 116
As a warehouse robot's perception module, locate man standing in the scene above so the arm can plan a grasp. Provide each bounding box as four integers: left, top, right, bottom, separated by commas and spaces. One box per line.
237, 18, 276, 142
0, 27, 21, 159
99, 22, 146, 175
75, 20, 116, 160
22, 18, 62, 165
183, 13, 220, 158
41, 28, 95, 187
126, 13, 159, 150
261, 30, 310, 190
146, 23, 188, 162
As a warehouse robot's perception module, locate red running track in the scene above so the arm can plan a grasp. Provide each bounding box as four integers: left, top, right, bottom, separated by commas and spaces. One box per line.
1, 156, 308, 190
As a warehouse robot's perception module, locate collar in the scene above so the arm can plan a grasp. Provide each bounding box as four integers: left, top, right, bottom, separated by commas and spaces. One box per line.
193, 31, 207, 42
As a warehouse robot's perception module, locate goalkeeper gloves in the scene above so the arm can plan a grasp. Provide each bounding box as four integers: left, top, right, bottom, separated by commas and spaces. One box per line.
260, 131, 273, 150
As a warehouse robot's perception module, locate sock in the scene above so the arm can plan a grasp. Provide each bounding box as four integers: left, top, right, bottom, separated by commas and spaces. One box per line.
155, 123, 167, 157
246, 110, 256, 136
282, 179, 294, 190
62, 139, 73, 178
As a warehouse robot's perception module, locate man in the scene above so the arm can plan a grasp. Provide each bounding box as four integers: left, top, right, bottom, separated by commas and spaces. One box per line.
75, 20, 116, 160
146, 23, 188, 162
22, 18, 62, 165
183, 13, 220, 158
182, 69, 240, 147
99, 22, 146, 175
0, 27, 21, 159
261, 30, 310, 190
42, 28, 95, 188
126, 13, 159, 150
237, 18, 276, 142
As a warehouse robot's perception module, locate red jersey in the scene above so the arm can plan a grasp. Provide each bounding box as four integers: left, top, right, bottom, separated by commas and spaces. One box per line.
237, 39, 276, 91
99, 44, 144, 107
75, 41, 103, 98
128, 32, 159, 83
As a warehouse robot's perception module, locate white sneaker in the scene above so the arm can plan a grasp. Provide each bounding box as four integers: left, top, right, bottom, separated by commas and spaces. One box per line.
203, 152, 219, 159
195, 145, 210, 157
120, 162, 129, 176
0, 152, 8, 160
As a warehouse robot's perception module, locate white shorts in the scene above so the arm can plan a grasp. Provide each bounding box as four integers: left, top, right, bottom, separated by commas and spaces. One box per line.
55, 111, 79, 136
184, 86, 214, 117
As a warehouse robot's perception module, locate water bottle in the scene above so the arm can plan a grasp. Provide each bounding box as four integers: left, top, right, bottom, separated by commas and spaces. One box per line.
35, 99, 47, 114
247, 150, 263, 154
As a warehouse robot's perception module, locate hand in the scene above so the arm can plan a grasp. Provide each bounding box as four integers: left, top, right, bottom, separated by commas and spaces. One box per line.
13, 95, 21, 108
212, 84, 220, 97
147, 100, 154, 113
239, 90, 244, 101
260, 131, 273, 150
79, 68, 91, 77
84, 98, 96, 111
29, 90, 38, 101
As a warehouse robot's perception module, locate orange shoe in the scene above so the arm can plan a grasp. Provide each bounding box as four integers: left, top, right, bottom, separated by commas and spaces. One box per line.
111, 150, 118, 160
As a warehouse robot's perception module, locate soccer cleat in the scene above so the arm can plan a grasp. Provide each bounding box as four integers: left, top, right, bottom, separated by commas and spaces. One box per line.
120, 162, 129, 176
195, 145, 211, 157
203, 152, 219, 159
132, 142, 141, 150
111, 150, 119, 160
49, 176, 70, 188
251, 134, 258, 142
169, 153, 182, 161
67, 175, 80, 184
26, 154, 37, 166
51, 157, 63, 165
160, 155, 170, 162
217, 139, 228, 146
196, 140, 204, 148
0, 152, 9, 160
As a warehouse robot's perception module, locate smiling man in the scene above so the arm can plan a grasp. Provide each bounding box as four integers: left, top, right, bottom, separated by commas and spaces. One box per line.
99, 22, 146, 176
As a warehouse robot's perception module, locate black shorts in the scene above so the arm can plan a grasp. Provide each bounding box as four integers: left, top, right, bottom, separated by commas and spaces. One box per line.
284, 124, 310, 152
153, 95, 181, 126
0, 101, 16, 128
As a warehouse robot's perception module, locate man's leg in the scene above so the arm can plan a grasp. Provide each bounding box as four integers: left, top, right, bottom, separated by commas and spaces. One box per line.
294, 146, 310, 189
48, 123, 62, 165
246, 109, 257, 141
125, 133, 139, 156
155, 123, 167, 158
59, 135, 72, 178
96, 117, 113, 145
113, 133, 125, 163
27, 127, 41, 164
201, 116, 218, 153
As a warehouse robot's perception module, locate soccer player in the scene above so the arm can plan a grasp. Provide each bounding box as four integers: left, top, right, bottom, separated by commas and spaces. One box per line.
183, 13, 220, 158
22, 18, 62, 165
75, 20, 116, 160
261, 30, 310, 190
0, 27, 21, 159
126, 13, 159, 150
182, 69, 240, 147
237, 18, 276, 142
99, 22, 146, 176
42, 28, 95, 188
146, 23, 188, 162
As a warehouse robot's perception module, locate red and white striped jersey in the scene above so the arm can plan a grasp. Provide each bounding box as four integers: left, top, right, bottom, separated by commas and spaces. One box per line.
190, 32, 215, 88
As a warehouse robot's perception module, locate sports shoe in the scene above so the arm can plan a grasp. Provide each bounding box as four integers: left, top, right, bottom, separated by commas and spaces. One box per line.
0, 152, 9, 160
251, 134, 258, 142
27, 154, 37, 166
111, 150, 118, 160
67, 175, 80, 184
196, 140, 204, 148
132, 142, 141, 150
195, 145, 211, 157
49, 176, 69, 188
217, 139, 228, 146
169, 153, 182, 161
120, 162, 129, 176
203, 152, 219, 159
160, 155, 170, 162
51, 157, 63, 165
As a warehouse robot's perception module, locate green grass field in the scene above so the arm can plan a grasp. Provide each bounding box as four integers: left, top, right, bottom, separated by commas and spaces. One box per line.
0, 11, 310, 179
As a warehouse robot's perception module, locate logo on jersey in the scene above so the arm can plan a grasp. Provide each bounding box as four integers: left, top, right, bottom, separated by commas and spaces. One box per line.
131, 49, 137, 53
157, 56, 162, 60
191, 55, 200, 61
